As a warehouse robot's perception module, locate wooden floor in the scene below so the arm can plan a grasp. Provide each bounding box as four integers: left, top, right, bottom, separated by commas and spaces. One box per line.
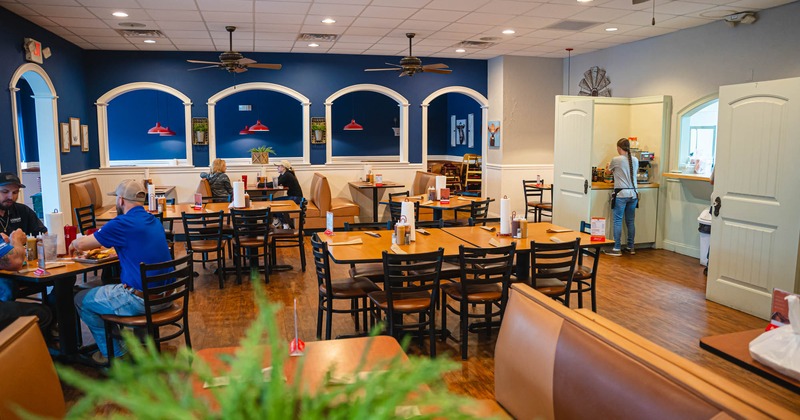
64, 241, 800, 413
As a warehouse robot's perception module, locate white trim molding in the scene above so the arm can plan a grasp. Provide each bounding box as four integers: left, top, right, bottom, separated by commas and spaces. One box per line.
324, 84, 410, 165
207, 82, 311, 165
95, 82, 193, 168
420, 86, 489, 197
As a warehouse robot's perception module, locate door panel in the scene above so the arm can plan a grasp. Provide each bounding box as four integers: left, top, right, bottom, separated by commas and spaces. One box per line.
553, 98, 593, 230
707, 77, 800, 318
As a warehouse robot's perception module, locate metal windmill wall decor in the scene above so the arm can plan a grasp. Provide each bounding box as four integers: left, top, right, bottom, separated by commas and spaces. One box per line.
579, 66, 612, 97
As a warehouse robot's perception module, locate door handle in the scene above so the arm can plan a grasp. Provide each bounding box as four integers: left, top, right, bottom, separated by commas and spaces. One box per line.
584, 180, 588, 194
713, 197, 721, 216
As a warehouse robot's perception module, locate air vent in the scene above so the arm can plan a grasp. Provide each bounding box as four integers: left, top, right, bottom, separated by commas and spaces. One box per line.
544, 20, 598, 31
116, 29, 166, 38
298, 33, 339, 42
455, 40, 496, 49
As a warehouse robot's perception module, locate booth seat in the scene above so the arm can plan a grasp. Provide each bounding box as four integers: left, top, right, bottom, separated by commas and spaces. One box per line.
68, 178, 114, 226
305, 172, 359, 229
492, 284, 794, 419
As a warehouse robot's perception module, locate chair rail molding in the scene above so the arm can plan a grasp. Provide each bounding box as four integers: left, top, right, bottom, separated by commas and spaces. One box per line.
206, 82, 311, 165
95, 82, 193, 168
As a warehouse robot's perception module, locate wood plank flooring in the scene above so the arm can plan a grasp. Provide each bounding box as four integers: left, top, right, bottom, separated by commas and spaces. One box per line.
64, 242, 800, 413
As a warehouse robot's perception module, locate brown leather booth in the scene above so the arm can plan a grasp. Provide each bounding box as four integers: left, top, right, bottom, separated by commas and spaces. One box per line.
306, 172, 359, 230
493, 284, 794, 419
68, 178, 114, 225
0, 316, 66, 419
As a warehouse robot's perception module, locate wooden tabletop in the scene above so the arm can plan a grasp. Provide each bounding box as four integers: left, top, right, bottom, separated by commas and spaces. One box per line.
96, 201, 300, 221
348, 181, 404, 189
323, 228, 474, 264
380, 194, 487, 210
442, 222, 613, 251
524, 182, 553, 190
0, 257, 119, 283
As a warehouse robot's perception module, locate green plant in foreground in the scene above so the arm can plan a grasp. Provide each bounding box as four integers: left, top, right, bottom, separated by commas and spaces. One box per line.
55, 282, 484, 419
248, 146, 276, 155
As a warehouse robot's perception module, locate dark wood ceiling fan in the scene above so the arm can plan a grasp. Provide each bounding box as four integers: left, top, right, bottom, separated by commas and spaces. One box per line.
187, 26, 281, 73
365, 33, 452, 77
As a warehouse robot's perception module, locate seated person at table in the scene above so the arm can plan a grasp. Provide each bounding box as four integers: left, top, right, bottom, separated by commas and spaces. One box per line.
0, 228, 52, 335
200, 158, 233, 202
0, 173, 47, 302
71, 180, 172, 365
272, 160, 303, 229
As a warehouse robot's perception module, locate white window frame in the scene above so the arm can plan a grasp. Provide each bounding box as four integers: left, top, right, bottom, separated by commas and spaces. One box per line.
676, 94, 719, 171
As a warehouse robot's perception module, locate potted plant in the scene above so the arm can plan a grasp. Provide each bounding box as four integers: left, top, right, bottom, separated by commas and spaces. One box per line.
193, 121, 208, 145
311, 121, 326, 142
249, 145, 276, 164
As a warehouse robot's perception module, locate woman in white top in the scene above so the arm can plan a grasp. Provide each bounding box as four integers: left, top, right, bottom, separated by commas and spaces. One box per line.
605, 138, 639, 256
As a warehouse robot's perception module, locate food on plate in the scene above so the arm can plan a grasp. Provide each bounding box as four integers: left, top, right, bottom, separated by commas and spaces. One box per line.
77, 247, 117, 260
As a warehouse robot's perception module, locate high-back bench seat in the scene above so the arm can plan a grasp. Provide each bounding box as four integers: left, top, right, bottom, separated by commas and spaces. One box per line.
68, 178, 114, 226
305, 172, 359, 229
493, 284, 794, 419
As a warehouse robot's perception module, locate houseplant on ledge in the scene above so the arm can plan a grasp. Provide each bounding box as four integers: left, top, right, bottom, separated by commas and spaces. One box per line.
193, 121, 209, 145
249, 146, 276, 164
311, 122, 326, 142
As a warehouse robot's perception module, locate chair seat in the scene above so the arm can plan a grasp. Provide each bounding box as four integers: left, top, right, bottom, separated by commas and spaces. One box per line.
541, 265, 593, 280
320, 277, 380, 299
271, 228, 298, 237
189, 240, 225, 252
330, 198, 361, 216
532, 277, 567, 296
100, 303, 183, 326
349, 263, 384, 281
439, 261, 461, 279
534, 203, 552, 210
369, 290, 432, 312
237, 236, 268, 247
441, 282, 502, 302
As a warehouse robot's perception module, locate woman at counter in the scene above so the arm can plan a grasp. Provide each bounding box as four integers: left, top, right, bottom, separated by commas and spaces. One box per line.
605, 138, 639, 257
200, 158, 233, 202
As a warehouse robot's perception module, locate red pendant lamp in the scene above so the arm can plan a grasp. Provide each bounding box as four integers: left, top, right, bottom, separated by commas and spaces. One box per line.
249, 120, 269, 132
239, 125, 252, 135
343, 119, 363, 130
159, 126, 176, 136
148, 122, 168, 134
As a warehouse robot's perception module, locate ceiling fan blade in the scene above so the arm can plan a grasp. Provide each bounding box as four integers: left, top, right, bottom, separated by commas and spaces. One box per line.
248, 63, 282, 70
188, 65, 220, 71
424, 68, 452, 74
233, 67, 248, 73
238, 57, 256, 65
399, 71, 409, 77
422, 63, 449, 70
187, 59, 221, 65
365, 68, 402, 72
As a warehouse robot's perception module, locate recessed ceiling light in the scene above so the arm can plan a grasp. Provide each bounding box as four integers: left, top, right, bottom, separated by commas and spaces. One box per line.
577, 0, 593, 3
605, 27, 618, 31
112, 11, 128, 17
502, 29, 515, 35
308, 43, 319, 47
143, 39, 156, 44
321, 18, 336, 24
455, 48, 466, 53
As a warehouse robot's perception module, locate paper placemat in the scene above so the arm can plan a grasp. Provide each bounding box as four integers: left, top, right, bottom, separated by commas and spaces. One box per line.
488, 238, 501, 247
420, 201, 434, 206
328, 238, 363, 246
203, 367, 278, 388
480, 226, 496, 232
546, 228, 572, 233
268, 202, 292, 206
390, 244, 407, 254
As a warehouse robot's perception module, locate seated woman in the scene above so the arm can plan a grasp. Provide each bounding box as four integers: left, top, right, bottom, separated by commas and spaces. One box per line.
200, 158, 233, 202
273, 160, 303, 229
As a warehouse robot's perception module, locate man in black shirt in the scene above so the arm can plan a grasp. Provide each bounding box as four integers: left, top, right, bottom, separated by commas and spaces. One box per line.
0, 228, 52, 334
0, 173, 47, 301
273, 160, 303, 229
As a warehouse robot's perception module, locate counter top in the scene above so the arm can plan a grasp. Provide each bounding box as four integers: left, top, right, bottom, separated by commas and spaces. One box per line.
592, 181, 659, 190
662, 172, 712, 182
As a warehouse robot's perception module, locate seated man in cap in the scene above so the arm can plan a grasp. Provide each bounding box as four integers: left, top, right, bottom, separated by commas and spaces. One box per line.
0, 172, 47, 302
71, 179, 172, 365
272, 160, 304, 229
0, 227, 52, 335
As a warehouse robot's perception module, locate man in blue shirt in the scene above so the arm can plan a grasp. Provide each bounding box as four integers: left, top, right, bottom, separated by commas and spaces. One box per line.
71, 179, 172, 365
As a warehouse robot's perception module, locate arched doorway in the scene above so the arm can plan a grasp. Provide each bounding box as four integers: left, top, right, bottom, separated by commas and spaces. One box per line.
9, 63, 64, 217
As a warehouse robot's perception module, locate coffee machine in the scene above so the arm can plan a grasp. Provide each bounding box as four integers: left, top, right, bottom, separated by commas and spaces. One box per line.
637, 151, 654, 183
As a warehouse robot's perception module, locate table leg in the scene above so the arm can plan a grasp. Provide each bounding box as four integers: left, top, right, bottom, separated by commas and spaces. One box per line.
372, 188, 379, 222
53, 275, 79, 355
515, 251, 530, 281
433, 209, 443, 221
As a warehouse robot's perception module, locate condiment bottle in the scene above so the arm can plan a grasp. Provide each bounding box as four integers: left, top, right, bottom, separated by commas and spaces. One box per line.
26, 234, 37, 261
244, 192, 251, 208
519, 219, 528, 238
158, 197, 167, 216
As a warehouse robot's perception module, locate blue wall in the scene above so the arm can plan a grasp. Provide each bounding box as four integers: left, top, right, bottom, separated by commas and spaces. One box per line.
427, 96, 448, 155
332, 91, 399, 157
216, 90, 303, 159
426, 93, 482, 156
16, 79, 39, 162
107, 89, 186, 160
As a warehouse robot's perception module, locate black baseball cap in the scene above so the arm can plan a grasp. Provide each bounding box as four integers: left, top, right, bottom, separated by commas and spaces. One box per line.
0, 173, 25, 188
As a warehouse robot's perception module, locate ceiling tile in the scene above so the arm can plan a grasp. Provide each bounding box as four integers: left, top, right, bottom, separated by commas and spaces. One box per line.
561, 31, 611, 42
583, 22, 642, 33
255, 23, 303, 32
255, 32, 297, 41
625, 24, 677, 37
19, 0, 81, 6
458, 12, 515, 25
26, 4, 93, 17
569, 7, 635, 22
87, 35, 132, 43
727, 0, 794, 8
23, 15, 58, 27
351, 16, 404, 28
476, 1, 541, 15
506, 15, 560, 28
396, 20, 451, 31
92, 43, 138, 50
49, 16, 109, 27
598, 0, 653, 11
196, 0, 252, 12
313, 0, 370, 4
369, 0, 430, 7
68, 27, 119, 36
344, 26, 393, 36
77, 0, 139, 6
337, 34, 383, 43
656, 1, 717, 14
410, 9, 468, 22
255, 1, 311, 15
308, 3, 365, 16
611, 11, 674, 25
170, 37, 214, 46
525, 3, 585, 19
252, 12, 303, 24
360, 5, 418, 19
426, 0, 487, 12
254, 39, 297, 48
656, 14, 711, 28
135, 0, 198, 10
299, 24, 347, 34
521, 29, 571, 39
302, 15, 355, 25
87, 7, 150, 20
144, 9, 201, 21
201, 11, 255, 23
427, 31, 475, 41
1, 3, 39, 16
161, 29, 211, 38
442, 22, 495, 33
154, 20, 206, 30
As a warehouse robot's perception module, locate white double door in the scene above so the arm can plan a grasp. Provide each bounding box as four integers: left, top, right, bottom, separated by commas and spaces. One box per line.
706, 77, 800, 319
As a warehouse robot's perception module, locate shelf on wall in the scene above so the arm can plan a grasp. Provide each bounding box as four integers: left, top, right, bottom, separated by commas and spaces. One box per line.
663, 172, 711, 182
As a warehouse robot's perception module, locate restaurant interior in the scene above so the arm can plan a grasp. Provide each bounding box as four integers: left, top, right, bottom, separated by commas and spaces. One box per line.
0, 0, 799, 417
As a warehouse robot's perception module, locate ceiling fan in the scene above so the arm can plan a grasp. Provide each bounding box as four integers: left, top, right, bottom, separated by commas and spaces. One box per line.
187, 26, 281, 73
365, 33, 452, 77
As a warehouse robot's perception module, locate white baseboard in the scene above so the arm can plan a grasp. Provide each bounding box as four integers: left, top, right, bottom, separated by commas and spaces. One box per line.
663, 239, 700, 259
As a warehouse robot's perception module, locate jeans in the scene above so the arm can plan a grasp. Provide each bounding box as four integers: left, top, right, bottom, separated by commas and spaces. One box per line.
0, 300, 52, 333
613, 196, 637, 250
0, 277, 13, 301
74, 284, 145, 357
274, 195, 302, 228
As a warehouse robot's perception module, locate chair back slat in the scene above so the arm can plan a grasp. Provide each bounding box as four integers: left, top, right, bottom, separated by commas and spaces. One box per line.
311, 233, 333, 291
458, 243, 516, 288
139, 252, 193, 322
230, 208, 271, 242
74, 204, 97, 235
530, 238, 581, 282
381, 249, 444, 310
343, 221, 393, 231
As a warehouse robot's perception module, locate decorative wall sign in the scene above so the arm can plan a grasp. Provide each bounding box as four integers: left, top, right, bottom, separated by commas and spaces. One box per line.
467, 113, 474, 148
69, 117, 81, 146
579, 66, 612, 97
455, 119, 467, 145
450, 115, 456, 147
60, 122, 70, 153
488, 121, 501, 148
81, 124, 89, 152
310, 117, 326, 144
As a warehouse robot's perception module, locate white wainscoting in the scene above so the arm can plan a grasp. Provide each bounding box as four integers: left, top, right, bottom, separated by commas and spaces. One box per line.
485, 163, 553, 218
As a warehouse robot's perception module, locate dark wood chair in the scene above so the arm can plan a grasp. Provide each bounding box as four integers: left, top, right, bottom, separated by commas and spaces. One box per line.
343, 221, 392, 285
182, 211, 228, 289
441, 243, 516, 359
100, 252, 193, 366
530, 238, 581, 307
230, 207, 272, 284
310, 233, 380, 340
453, 198, 492, 226
388, 191, 420, 224
369, 248, 444, 357
74, 204, 97, 235
270, 198, 307, 272
538, 222, 600, 311
523, 180, 552, 222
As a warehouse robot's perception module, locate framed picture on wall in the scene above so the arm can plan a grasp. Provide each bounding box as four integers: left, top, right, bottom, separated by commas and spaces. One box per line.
60, 122, 70, 153
69, 117, 80, 146
81, 124, 89, 152
310, 116, 326, 144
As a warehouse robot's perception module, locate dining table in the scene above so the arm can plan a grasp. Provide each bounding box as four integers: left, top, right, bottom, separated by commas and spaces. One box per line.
348, 181, 405, 222
380, 194, 488, 221
322, 227, 474, 264
0, 257, 120, 359
96, 200, 301, 222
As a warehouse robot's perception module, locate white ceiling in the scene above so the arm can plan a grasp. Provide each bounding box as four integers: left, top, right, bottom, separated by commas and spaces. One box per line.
1, 0, 793, 59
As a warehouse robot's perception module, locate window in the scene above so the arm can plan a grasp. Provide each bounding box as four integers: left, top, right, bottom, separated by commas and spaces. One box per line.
677, 96, 718, 175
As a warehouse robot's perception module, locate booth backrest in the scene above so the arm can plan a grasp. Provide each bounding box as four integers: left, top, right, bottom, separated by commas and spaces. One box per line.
310, 172, 332, 213
197, 178, 212, 200
412, 171, 437, 196
494, 284, 794, 420
0, 316, 66, 419
68, 178, 105, 225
